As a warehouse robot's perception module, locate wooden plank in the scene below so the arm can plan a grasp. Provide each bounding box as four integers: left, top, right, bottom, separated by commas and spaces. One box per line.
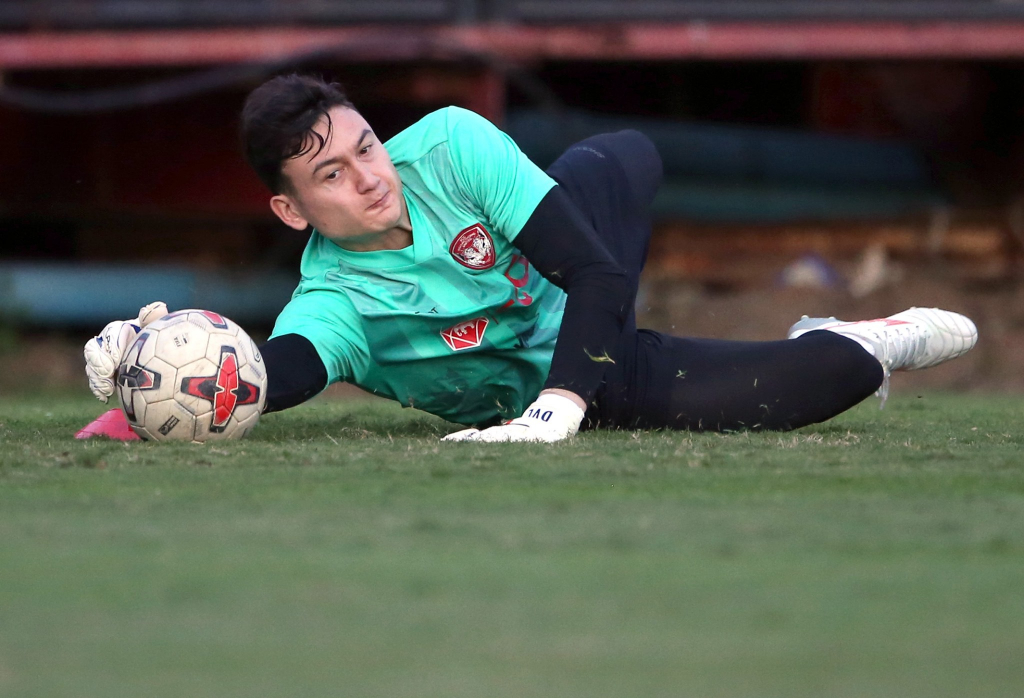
652, 223, 1005, 257
647, 222, 1010, 284
6, 22, 1024, 69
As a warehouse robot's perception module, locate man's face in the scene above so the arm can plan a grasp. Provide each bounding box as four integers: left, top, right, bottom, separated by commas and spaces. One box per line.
273, 106, 406, 246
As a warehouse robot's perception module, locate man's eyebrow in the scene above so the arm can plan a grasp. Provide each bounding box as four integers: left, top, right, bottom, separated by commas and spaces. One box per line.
312, 156, 342, 176
311, 129, 373, 176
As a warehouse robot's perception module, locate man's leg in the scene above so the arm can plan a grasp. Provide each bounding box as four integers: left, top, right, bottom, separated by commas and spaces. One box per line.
591, 303, 978, 432
544, 130, 662, 332
590, 330, 885, 432
542, 134, 978, 432
543, 131, 883, 431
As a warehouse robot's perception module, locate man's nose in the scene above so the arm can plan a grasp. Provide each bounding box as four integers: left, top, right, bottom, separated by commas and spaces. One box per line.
353, 163, 379, 192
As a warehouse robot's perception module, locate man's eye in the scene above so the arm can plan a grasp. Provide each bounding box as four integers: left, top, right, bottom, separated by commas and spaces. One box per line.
360, 144, 372, 155
326, 171, 339, 181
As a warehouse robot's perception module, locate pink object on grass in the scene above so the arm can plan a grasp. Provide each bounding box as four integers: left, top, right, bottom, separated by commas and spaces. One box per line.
75, 408, 141, 441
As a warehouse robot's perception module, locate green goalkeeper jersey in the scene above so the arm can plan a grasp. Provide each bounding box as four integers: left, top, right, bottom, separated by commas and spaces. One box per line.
270, 107, 565, 425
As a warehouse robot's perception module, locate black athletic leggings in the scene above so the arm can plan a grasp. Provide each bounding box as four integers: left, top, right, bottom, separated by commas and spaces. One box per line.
545, 131, 885, 431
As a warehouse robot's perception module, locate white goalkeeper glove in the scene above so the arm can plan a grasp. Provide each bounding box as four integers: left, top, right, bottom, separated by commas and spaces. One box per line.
442, 392, 586, 443
83, 301, 169, 402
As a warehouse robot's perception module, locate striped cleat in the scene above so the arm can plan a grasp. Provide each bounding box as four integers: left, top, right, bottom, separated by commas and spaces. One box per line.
787, 307, 978, 405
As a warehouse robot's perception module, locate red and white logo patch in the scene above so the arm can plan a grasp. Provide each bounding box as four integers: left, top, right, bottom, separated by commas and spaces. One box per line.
441, 317, 489, 351
449, 224, 495, 270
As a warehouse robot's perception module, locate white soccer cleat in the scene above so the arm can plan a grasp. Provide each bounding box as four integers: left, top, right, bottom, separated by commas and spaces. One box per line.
787, 307, 978, 405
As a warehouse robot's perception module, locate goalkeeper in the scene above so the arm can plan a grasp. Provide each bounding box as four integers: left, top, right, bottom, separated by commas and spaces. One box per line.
85, 74, 978, 442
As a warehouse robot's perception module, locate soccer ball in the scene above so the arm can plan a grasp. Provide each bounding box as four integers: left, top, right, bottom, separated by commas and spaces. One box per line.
115, 309, 267, 443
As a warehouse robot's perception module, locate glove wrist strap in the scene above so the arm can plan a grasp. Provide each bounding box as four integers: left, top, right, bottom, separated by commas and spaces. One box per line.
525, 393, 585, 436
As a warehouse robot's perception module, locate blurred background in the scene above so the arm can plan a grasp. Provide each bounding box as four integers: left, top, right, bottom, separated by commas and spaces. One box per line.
2, 0, 1024, 394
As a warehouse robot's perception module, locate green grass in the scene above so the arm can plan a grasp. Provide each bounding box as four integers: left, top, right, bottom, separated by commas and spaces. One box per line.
1, 392, 1024, 698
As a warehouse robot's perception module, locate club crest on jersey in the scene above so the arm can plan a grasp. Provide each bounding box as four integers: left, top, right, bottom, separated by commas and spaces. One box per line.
449, 224, 496, 270
441, 317, 489, 351
180, 346, 261, 432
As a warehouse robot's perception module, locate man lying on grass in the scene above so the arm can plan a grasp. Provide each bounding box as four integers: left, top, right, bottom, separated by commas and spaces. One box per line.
85, 74, 978, 442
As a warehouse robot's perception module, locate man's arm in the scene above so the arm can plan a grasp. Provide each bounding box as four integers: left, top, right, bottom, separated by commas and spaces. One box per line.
513, 185, 633, 405
85, 302, 329, 414
262, 288, 367, 413
259, 334, 328, 413
437, 109, 640, 443
444, 186, 633, 443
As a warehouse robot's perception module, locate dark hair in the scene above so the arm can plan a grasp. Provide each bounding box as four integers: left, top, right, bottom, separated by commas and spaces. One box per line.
240, 74, 355, 194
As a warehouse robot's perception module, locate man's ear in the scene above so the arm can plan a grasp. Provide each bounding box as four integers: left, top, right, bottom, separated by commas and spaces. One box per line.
270, 194, 310, 232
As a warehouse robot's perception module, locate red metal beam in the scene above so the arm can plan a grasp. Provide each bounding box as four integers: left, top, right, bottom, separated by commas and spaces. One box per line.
4, 22, 1024, 69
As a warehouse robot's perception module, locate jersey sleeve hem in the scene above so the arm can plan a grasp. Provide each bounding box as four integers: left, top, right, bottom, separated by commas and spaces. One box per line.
270, 289, 367, 386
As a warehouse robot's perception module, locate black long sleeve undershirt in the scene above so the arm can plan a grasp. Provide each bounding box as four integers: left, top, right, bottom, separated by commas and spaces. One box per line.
511, 185, 633, 406
259, 185, 632, 414
259, 333, 327, 414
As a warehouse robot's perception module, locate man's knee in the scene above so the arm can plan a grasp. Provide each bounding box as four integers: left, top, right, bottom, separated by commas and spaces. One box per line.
606, 130, 663, 210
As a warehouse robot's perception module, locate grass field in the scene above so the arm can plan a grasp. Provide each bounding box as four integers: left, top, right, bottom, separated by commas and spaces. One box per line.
1, 391, 1023, 698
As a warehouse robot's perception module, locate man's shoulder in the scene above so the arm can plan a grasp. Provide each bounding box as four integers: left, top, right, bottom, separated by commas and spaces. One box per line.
293, 235, 367, 300
385, 107, 494, 165
384, 107, 452, 164
280, 263, 362, 330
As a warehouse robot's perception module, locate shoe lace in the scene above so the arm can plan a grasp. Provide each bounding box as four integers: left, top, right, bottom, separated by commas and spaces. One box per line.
877, 324, 923, 372
840, 322, 925, 409
876, 370, 891, 409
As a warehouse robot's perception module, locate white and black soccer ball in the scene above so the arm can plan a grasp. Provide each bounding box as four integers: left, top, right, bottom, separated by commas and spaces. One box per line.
115, 309, 267, 443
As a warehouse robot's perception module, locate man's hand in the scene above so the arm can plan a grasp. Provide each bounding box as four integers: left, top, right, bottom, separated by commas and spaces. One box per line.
442, 392, 586, 443
83, 302, 169, 402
